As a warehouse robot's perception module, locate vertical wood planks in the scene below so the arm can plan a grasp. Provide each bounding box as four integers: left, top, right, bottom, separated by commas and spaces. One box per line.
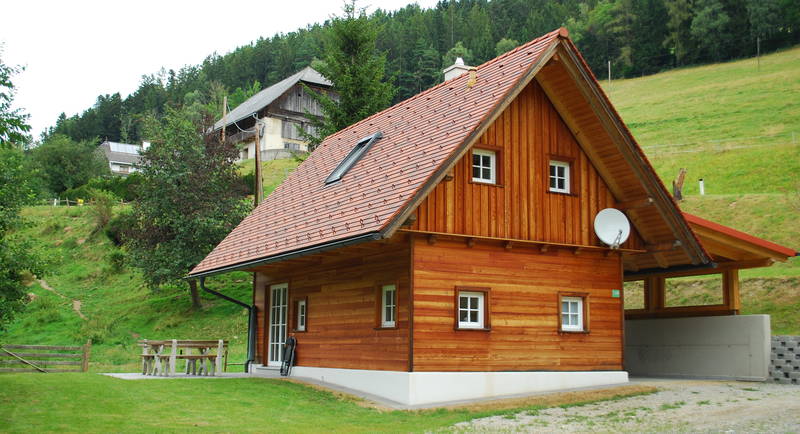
410, 80, 643, 248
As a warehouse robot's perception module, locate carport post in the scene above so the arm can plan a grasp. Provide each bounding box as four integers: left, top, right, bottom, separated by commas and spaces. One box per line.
722, 270, 741, 313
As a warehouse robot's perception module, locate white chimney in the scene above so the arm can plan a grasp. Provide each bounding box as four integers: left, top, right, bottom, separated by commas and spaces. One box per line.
141, 141, 150, 152
443, 57, 474, 81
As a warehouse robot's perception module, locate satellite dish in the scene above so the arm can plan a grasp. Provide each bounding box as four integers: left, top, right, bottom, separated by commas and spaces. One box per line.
594, 208, 631, 249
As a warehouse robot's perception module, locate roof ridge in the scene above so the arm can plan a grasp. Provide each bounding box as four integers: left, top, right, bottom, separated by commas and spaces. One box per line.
321, 28, 563, 145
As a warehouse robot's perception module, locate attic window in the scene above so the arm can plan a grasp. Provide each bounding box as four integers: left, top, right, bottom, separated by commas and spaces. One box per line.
549, 160, 570, 193
325, 132, 383, 185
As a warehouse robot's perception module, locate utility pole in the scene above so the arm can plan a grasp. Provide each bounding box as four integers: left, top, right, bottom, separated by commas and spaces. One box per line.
221, 95, 228, 142
254, 121, 263, 206
607, 60, 611, 86
757, 37, 761, 72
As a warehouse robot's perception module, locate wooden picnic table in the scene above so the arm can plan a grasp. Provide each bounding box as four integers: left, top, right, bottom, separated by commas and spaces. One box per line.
138, 340, 228, 377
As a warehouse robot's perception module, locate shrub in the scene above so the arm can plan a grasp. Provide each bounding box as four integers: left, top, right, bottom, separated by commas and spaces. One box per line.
105, 208, 135, 246
86, 174, 142, 202
107, 250, 125, 272
86, 189, 119, 235
62, 184, 94, 202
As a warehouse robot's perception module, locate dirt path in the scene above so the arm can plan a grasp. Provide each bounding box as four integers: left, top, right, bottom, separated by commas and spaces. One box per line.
36, 279, 67, 299
453, 379, 800, 432
36, 279, 87, 321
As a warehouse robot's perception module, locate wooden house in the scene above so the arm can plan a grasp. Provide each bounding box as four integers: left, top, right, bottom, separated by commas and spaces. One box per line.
213, 66, 334, 161
189, 29, 796, 405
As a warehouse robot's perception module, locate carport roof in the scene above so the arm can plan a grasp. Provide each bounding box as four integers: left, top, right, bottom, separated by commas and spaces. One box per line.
684, 212, 797, 263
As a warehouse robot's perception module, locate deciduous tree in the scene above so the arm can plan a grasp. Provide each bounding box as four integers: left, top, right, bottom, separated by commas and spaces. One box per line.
30, 134, 109, 194
0, 51, 31, 149
125, 108, 250, 309
0, 57, 41, 327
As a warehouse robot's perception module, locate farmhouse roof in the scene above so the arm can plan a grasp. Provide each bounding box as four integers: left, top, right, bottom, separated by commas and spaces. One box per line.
99, 141, 142, 166
190, 28, 709, 277
212, 66, 331, 131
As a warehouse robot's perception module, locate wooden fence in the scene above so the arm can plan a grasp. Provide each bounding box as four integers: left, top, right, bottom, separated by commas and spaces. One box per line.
0, 340, 91, 373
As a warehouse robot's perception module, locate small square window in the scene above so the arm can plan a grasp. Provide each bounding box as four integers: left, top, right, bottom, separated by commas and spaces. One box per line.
380, 284, 396, 328
549, 160, 570, 193
559, 295, 587, 332
457, 290, 486, 329
472, 149, 496, 184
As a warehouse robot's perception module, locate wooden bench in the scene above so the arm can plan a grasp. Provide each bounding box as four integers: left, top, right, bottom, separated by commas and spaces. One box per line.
138, 340, 228, 376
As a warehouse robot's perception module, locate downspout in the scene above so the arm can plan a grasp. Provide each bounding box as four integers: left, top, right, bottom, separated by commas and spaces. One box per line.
199, 277, 256, 373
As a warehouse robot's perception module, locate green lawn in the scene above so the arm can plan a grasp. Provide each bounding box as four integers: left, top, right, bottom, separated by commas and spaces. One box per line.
0, 373, 652, 433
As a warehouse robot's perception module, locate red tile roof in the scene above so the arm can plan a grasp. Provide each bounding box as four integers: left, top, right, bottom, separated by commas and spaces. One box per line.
189, 29, 564, 276
683, 212, 797, 259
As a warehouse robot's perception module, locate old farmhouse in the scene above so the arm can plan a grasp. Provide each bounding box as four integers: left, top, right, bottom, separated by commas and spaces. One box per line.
213, 66, 334, 161
189, 29, 797, 406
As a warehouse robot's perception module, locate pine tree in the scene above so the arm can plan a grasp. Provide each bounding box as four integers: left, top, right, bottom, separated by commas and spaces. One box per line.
302, 1, 395, 149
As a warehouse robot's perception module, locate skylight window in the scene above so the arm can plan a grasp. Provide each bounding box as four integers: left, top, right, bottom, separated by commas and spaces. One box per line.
324, 132, 383, 185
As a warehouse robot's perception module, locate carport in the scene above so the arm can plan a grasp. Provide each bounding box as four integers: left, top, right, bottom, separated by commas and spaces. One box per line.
623, 212, 797, 380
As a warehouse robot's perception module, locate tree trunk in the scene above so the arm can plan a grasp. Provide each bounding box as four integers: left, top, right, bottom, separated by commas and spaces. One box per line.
188, 279, 202, 310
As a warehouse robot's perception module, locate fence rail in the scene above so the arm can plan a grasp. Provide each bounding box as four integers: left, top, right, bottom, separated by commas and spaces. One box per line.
0, 340, 91, 373
39, 198, 129, 207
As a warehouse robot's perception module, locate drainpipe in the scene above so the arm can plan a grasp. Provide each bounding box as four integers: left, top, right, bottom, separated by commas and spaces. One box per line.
199, 277, 256, 373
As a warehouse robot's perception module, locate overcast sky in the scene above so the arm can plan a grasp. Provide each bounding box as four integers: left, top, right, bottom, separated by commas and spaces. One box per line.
1, 0, 439, 140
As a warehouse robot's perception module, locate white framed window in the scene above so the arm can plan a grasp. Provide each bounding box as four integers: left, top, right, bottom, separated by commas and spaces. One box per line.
458, 291, 485, 329
549, 160, 570, 193
381, 284, 396, 328
296, 299, 307, 332
472, 149, 496, 184
560, 296, 584, 331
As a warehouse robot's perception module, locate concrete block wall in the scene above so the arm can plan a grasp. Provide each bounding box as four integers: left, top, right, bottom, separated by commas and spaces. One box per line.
770, 335, 800, 385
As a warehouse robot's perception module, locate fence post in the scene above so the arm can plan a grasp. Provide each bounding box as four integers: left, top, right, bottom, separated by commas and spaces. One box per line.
82, 339, 92, 372
170, 339, 177, 376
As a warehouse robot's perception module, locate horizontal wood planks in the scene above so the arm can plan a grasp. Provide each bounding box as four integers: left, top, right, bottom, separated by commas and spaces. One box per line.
412, 236, 623, 372
252, 238, 410, 371
410, 80, 643, 251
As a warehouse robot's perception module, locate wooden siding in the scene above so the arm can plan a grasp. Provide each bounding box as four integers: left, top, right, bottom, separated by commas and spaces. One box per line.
273, 83, 327, 117
412, 236, 624, 372
410, 80, 642, 251
252, 238, 410, 371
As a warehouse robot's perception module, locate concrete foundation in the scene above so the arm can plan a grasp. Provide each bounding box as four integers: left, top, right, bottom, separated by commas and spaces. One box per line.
281, 366, 628, 406
625, 314, 770, 381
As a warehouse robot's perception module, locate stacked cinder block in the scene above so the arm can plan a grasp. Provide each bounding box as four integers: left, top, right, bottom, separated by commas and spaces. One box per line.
770, 335, 800, 385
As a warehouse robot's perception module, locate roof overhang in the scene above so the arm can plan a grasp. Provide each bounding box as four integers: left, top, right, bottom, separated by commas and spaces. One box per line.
187, 231, 382, 279
684, 212, 797, 261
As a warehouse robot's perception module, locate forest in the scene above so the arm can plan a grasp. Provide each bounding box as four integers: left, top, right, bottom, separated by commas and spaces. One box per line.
44, 0, 800, 146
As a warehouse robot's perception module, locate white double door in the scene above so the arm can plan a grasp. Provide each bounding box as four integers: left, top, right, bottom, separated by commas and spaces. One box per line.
267, 283, 288, 367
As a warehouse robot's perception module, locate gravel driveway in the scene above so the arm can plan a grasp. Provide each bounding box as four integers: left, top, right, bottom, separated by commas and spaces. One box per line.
453, 379, 800, 432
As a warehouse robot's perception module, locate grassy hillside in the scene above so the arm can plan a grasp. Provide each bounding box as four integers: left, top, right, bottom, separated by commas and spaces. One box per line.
605, 45, 799, 195
605, 46, 800, 277
0, 206, 254, 371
